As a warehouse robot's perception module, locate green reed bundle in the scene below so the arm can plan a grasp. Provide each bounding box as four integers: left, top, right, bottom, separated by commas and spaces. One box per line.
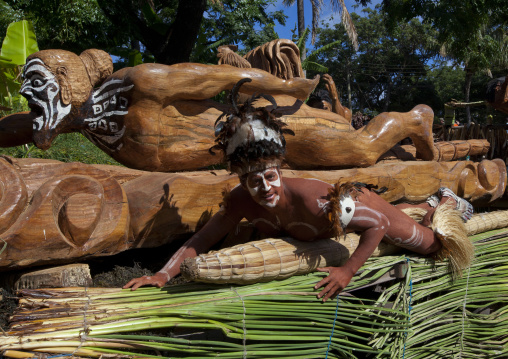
1, 229, 507, 359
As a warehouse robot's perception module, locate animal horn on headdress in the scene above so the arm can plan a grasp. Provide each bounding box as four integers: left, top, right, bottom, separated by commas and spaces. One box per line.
229, 77, 252, 114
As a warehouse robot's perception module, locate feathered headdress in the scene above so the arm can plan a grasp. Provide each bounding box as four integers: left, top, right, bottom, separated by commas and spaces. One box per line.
210, 78, 294, 175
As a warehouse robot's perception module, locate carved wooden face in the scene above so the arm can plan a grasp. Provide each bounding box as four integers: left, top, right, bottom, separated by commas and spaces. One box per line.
20, 58, 72, 149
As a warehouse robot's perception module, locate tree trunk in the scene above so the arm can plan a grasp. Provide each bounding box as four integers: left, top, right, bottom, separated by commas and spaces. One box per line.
158, 0, 207, 64
99, 0, 207, 65
347, 68, 352, 110
464, 67, 474, 125
297, 0, 306, 64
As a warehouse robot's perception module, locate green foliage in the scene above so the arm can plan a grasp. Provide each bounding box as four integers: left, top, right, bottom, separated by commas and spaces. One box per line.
2, 0, 120, 55
190, 0, 286, 64
313, 7, 440, 112
291, 27, 341, 73
0, 132, 121, 166
0, 20, 38, 66
374, 0, 508, 123
0, 20, 39, 109
2, 0, 287, 66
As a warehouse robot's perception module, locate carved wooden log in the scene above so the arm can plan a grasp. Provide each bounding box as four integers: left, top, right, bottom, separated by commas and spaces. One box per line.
0, 157, 131, 270
217, 39, 303, 80
379, 139, 490, 162
181, 210, 508, 284
0, 157, 505, 271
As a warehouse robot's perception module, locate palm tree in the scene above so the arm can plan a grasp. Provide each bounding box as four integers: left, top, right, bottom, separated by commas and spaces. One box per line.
283, 0, 358, 62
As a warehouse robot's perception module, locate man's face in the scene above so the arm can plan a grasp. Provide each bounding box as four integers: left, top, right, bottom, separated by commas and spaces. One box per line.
244, 167, 282, 208
20, 58, 71, 149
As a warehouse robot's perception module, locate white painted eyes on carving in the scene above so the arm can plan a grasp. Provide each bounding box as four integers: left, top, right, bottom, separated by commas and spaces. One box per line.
31, 76, 46, 88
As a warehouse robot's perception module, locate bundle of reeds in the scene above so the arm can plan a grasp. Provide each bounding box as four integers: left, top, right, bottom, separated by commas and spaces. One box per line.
181, 236, 399, 284
1, 228, 507, 359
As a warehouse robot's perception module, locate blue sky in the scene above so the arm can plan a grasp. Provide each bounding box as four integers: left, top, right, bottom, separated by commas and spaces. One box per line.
267, 0, 382, 49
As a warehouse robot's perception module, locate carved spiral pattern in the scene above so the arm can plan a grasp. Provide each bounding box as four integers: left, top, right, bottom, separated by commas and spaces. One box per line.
0, 163, 129, 270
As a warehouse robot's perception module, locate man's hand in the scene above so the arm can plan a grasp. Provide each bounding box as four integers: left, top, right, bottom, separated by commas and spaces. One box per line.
123, 271, 169, 291
314, 266, 354, 302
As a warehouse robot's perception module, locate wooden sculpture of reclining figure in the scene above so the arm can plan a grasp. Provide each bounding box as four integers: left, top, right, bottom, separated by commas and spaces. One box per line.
125, 80, 474, 301
0, 48, 438, 171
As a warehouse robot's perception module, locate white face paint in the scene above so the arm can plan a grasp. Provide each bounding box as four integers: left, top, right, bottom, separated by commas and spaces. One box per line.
21, 58, 71, 135
245, 168, 281, 208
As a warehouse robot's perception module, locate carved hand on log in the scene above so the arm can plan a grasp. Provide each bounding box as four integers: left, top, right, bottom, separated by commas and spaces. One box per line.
0, 157, 505, 271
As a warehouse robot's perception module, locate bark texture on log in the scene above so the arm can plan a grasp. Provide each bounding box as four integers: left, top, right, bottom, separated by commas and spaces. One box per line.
13, 264, 92, 290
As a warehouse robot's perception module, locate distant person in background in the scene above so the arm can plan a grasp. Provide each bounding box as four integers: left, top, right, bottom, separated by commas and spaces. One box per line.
486, 76, 508, 114
351, 111, 371, 130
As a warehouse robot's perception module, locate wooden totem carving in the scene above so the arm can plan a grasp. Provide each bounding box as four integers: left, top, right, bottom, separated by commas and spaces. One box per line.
0, 46, 485, 172
0, 156, 505, 271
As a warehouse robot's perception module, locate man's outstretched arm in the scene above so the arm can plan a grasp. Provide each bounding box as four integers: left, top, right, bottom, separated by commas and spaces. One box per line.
123, 209, 240, 290
314, 203, 388, 302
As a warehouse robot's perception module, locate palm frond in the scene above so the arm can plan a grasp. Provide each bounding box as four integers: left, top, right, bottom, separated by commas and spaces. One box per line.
306, 40, 341, 61
332, 0, 358, 51
302, 59, 328, 72
296, 27, 310, 52
282, 0, 295, 6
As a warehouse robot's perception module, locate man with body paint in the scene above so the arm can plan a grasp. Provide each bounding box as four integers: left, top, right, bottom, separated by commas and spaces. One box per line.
124, 80, 474, 302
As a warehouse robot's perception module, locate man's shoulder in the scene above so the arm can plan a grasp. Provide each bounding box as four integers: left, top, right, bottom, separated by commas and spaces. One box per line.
285, 177, 332, 193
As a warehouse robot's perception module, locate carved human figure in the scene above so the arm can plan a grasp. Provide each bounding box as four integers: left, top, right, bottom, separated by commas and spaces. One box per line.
0, 47, 438, 172
124, 85, 473, 300
307, 74, 352, 123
